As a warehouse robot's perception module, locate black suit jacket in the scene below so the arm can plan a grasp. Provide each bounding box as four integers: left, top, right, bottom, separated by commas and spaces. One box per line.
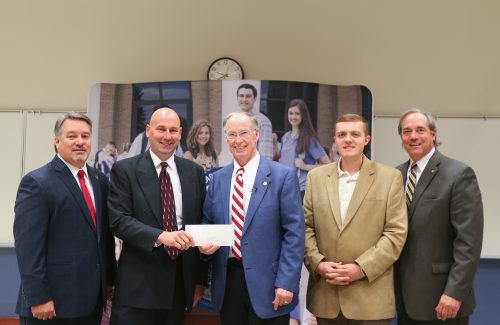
108, 151, 206, 310
14, 155, 116, 318
395, 150, 483, 320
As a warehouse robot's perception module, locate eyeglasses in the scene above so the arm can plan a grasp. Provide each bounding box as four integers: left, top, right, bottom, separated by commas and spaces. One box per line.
226, 130, 254, 140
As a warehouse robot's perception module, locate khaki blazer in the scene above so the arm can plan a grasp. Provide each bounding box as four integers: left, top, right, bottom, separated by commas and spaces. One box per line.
304, 157, 407, 320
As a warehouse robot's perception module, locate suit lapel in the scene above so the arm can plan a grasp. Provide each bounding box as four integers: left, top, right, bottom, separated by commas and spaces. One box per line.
87, 166, 102, 240
408, 151, 441, 218
243, 159, 270, 236
398, 161, 410, 185
52, 156, 97, 234
220, 165, 234, 225
176, 156, 201, 228
341, 158, 375, 232
325, 163, 342, 230
136, 151, 162, 227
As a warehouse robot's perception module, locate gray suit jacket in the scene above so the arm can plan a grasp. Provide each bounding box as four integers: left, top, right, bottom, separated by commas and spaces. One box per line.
395, 150, 483, 320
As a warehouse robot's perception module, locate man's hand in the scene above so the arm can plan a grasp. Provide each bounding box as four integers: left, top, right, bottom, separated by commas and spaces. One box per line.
192, 284, 205, 308
156, 230, 194, 250
315, 261, 344, 282
31, 300, 56, 320
272, 288, 293, 311
325, 263, 365, 286
435, 294, 462, 321
316, 261, 365, 286
199, 244, 220, 255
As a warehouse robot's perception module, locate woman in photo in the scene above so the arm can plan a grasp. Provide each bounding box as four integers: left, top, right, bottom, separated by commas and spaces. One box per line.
276, 98, 330, 197
276, 99, 329, 325
184, 119, 219, 172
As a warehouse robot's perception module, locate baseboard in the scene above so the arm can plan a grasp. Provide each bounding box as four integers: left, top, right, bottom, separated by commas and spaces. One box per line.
0, 318, 18, 325
0, 310, 219, 325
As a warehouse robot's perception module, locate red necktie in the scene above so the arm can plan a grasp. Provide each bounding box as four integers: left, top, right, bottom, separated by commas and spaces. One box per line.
231, 167, 245, 260
160, 162, 179, 260
77, 170, 97, 229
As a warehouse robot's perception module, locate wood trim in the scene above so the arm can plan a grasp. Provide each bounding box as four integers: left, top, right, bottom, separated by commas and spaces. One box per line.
0, 318, 18, 325
0, 311, 220, 325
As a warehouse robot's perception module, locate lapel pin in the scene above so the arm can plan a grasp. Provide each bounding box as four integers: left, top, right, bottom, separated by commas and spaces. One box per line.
262, 181, 268, 186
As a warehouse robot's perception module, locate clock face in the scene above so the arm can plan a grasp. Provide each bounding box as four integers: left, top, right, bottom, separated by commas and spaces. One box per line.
207, 57, 244, 80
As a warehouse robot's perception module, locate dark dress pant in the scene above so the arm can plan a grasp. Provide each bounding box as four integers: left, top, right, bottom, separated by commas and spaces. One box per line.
220, 258, 289, 325
110, 256, 186, 325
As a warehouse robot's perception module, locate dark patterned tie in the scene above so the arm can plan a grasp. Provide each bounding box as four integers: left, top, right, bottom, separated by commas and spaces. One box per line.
405, 162, 418, 206
231, 167, 245, 260
160, 162, 178, 259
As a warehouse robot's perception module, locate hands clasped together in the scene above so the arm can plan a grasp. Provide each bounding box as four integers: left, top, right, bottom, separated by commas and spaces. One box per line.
315, 261, 365, 285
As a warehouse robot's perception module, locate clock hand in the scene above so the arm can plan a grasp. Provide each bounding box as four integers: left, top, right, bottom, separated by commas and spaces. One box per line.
215, 71, 225, 75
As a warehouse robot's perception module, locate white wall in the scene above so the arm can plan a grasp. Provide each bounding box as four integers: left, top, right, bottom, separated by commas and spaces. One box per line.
373, 117, 499, 258
0, 0, 499, 116
1, 1, 498, 251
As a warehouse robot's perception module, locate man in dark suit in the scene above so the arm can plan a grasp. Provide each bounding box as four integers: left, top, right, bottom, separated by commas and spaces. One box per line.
14, 112, 116, 324
200, 112, 304, 325
108, 107, 206, 325
395, 108, 484, 325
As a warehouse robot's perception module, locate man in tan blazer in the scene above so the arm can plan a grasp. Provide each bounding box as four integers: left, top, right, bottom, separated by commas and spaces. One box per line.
304, 114, 408, 325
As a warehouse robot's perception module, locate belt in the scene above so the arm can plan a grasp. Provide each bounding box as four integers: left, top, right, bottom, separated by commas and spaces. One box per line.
228, 257, 243, 268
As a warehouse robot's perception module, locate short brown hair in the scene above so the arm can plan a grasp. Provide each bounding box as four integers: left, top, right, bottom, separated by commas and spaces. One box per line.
335, 114, 369, 135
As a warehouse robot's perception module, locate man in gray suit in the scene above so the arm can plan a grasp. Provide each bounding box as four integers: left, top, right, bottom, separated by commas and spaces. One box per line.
395, 108, 484, 325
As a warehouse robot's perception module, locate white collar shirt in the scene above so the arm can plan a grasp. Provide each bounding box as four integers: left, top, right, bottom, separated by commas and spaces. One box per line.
58, 154, 95, 207
228, 153, 260, 257
337, 159, 360, 224
407, 147, 435, 186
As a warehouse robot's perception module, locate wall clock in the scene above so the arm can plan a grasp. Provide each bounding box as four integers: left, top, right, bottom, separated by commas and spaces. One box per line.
207, 57, 244, 80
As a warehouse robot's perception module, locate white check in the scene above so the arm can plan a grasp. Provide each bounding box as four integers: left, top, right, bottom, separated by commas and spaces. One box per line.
185, 225, 234, 246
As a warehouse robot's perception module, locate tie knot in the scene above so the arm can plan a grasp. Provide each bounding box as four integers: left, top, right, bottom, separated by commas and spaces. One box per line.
411, 162, 417, 170
78, 169, 85, 179
160, 162, 168, 170
236, 167, 244, 176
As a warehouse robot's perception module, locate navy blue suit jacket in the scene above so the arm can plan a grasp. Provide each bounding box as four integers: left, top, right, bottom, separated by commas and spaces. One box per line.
202, 157, 305, 319
14, 155, 116, 318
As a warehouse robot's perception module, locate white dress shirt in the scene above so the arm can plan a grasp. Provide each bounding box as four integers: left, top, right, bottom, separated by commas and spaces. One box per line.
228, 153, 260, 257
407, 147, 435, 186
337, 159, 360, 224
150, 150, 184, 229
58, 154, 95, 207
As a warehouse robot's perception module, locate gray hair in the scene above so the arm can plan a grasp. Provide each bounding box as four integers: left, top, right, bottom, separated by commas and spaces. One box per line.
223, 112, 259, 130
54, 112, 92, 137
398, 108, 438, 146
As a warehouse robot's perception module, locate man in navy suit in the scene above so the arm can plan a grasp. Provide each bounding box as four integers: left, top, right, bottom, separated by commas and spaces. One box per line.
201, 112, 305, 325
14, 112, 116, 324
108, 107, 206, 325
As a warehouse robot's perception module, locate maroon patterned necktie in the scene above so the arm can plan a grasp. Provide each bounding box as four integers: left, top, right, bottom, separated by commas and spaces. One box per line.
160, 162, 178, 259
